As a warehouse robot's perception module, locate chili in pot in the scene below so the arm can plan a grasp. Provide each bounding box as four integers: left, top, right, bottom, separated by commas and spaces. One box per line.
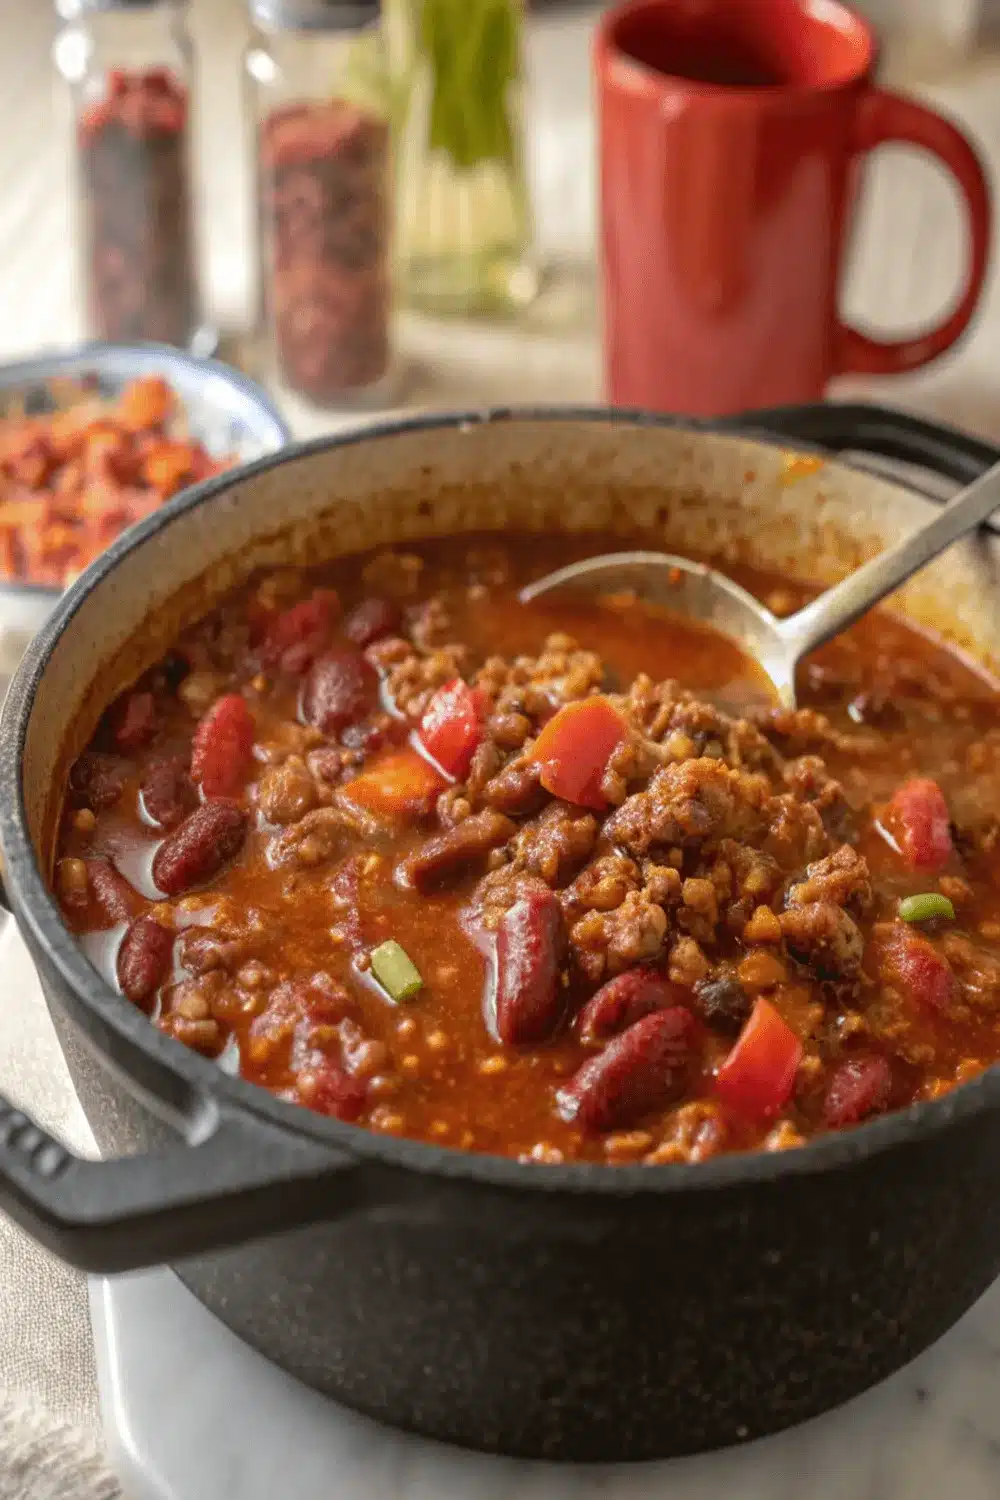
53, 532, 1000, 1165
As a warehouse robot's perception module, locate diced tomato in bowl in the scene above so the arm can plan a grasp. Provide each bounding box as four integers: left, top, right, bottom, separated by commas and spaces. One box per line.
0, 345, 287, 621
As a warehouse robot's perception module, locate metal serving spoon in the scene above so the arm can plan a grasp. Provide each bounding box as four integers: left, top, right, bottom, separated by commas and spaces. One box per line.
520, 461, 1000, 708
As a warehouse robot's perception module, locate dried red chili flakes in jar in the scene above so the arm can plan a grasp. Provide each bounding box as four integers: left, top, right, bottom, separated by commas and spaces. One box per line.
77, 68, 200, 346
257, 99, 392, 405
0, 376, 230, 588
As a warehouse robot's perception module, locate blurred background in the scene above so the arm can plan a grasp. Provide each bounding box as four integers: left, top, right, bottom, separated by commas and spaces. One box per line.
1, 0, 999, 434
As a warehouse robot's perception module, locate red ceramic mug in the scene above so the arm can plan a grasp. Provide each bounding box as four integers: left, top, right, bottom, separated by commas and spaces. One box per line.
595, 0, 992, 416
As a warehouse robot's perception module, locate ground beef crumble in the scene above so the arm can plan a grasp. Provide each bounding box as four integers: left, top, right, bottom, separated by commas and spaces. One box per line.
380, 622, 879, 1013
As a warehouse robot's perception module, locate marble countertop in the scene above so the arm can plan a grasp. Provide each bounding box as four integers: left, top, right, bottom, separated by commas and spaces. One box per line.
95, 1254, 1000, 1500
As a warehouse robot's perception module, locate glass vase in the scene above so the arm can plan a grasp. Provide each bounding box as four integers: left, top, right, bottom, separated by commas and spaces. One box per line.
386, 0, 538, 317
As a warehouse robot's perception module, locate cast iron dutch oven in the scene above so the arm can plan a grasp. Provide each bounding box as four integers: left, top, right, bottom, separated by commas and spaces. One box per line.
1, 405, 1000, 1462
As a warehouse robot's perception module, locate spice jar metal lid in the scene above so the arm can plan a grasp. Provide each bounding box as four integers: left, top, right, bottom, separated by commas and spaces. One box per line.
247, 0, 379, 30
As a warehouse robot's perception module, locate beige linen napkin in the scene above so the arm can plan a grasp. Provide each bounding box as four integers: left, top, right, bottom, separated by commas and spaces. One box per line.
0, 918, 120, 1497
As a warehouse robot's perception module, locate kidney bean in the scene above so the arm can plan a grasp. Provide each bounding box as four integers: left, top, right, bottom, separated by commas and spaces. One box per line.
110, 691, 156, 751
494, 889, 567, 1045
191, 694, 255, 798
823, 1054, 893, 1128
86, 858, 139, 926
344, 597, 401, 648
152, 799, 248, 896
557, 1008, 694, 1131
70, 751, 128, 811
117, 915, 174, 1007
297, 1060, 367, 1122
140, 756, 197, 829
261, 589, 340, 673
578, 968, 690, 1043
301, 648, 378, 736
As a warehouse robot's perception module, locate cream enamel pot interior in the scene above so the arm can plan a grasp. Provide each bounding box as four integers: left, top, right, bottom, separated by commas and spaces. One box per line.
1, 405, 1000, 1462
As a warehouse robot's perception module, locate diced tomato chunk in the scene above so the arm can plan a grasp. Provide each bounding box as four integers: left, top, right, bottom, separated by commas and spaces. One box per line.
339, 749, 445, 823
878, 922, 956, 1015
716, 997, 802, 1122
191, 694, 255, 797
883, 777, 953, 872
527, 696, 629, 809
416, 679, 486, 780
117, 375, 173, 432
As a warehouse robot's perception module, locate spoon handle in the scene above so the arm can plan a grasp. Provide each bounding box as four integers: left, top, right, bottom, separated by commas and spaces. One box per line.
777, 459, 1000, 662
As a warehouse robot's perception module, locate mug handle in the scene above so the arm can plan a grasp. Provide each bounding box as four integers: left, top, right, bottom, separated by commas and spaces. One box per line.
835, 89, 991, 378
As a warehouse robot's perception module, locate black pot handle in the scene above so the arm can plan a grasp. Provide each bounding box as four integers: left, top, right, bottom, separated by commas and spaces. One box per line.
717, 401, 1000, 487
0, 1089, 363, 1274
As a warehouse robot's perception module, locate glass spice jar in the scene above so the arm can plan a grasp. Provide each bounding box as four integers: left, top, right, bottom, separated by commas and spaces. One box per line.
53, 0, 208, 351
246, 0, 395, 408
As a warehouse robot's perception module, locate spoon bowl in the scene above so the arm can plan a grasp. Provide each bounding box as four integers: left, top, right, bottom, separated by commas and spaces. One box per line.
522, 458, 1000, 707
520, 551, 798, 706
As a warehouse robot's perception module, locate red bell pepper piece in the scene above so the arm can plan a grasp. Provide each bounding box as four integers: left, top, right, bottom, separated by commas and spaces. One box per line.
416, 679, 486, 780
716, 997, 802, 1122
339, 749, 445, 823
882, 777, 953, 872
527, 696, 629, 809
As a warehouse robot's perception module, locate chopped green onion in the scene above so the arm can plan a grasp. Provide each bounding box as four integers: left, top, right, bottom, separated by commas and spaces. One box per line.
370, 939, 423, 1002
899, 893, 955, 924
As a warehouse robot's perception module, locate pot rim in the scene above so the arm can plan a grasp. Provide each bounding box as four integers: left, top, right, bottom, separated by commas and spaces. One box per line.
1, 403, 995, 1197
